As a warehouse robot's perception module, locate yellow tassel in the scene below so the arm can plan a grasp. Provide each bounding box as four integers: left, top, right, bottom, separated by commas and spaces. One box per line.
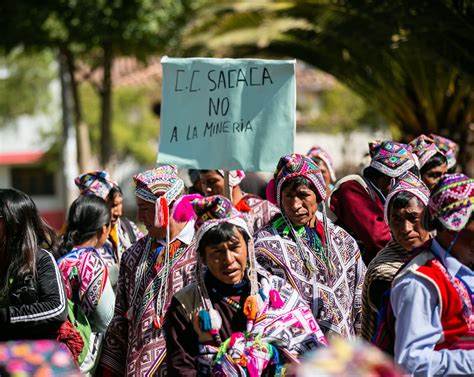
243, 295, 258, 320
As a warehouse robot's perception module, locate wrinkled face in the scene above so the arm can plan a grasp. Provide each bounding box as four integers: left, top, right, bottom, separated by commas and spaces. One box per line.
422, 164, 448, 191
281, 184, 319, 226
136, 196, 166, 239
109, 193, 123, 226
389, 197, 429, 250
202, 228, 248, 285
200, 170, 225, 197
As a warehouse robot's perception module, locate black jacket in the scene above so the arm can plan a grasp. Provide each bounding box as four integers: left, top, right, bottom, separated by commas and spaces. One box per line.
0, 249, 67, 340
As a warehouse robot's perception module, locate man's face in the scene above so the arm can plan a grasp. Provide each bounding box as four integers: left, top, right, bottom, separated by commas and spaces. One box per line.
136, 195, 166, 239
108, 193, 123, 226
422, 163, 448, 191
200, 171, 225, 197
281, 184, 318, 226
202, 228, 248, 285
389, 197, 429, 250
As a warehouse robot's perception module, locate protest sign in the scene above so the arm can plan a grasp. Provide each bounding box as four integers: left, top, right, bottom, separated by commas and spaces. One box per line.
158, 57, 295, 171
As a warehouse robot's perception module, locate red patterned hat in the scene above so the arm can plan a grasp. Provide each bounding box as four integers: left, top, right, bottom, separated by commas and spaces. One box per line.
266, 153, 326, 206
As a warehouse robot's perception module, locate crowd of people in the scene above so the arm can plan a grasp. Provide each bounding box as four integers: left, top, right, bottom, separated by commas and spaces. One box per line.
0, 133, 473, 376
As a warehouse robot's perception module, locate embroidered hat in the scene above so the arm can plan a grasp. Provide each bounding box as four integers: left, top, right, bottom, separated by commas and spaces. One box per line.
216, 170, 246, 187
384, 172, 431, 224
307, 145, 337, 183
369, 140, 416, 178
74, 170, 117, 200
174, 194, 259, 345
266, 153, 327, 206
409, 134, 443, 169
428, 173, 474, 232
429, 133, 459, 170
133, 165, 184, 204
185, 195, 250, 246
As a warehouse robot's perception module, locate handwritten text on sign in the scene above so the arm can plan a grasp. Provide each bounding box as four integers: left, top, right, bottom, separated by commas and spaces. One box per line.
158, 57, 295, 171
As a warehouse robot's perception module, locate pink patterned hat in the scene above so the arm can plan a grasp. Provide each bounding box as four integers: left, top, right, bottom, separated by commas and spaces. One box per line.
266, 153, 326, 206
369, 140, 416, 178
409, 134, 442, 169
307, 145, 337, 182
429, 133, 459, 170
74, 170, 117, 200
429, 173, 474, 231
384, 172, 431, 224
189, 195, 250, 245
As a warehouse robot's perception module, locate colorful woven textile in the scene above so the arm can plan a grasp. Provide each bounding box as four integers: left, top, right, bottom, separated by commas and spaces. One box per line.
176, 272, 327, 376
75, 170, 117, 199
369, 140, 415, 178
307, 145, 337, 182
429, 133, 459, 169
100, 234, 197, 376
383, 171, 431, 224
216, 170, 246, 187
297, 338, 405, 377
190, 195, 251, 244
0, 340, 81, 376
267, 153, 327, 205
428, 173, 474, 231
361, 240, 413, 341
133, 165, 184, 204
254, 212, 366, 338
57, 247, 111, 319
409, 134, 442, 168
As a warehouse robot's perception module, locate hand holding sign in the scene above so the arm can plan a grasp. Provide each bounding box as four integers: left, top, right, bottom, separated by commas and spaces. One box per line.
158, 57, 296, 172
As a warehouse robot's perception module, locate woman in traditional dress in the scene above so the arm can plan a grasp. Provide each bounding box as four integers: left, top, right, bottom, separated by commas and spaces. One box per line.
254, 153, 366, 338
409, 134, 448, 191
307, 145, 337, 196
56, 195, 115, 372
330, 140, 418, 264
361, 172, 431, 341
166, 195, 326, 376
199, 169, 279, 233
0, 188, 66, 341
75, 170, 143, 288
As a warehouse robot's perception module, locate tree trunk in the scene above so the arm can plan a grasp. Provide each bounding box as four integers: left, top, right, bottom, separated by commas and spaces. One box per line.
61, 47, 92, 173
99, 42, 113, 169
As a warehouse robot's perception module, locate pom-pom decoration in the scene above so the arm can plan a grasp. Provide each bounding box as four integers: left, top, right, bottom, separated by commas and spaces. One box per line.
172, 193, 203, 222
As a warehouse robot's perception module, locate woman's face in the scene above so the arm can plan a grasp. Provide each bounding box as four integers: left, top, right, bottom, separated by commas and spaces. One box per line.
200, 171, 225, 197
202, 228, 248, 285
108, 193, 123, 226
422, 163, 448, 191
281, 184, 318, 226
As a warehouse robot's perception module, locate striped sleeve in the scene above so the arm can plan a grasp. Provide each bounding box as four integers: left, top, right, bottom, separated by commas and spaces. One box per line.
7, 249, 67, 325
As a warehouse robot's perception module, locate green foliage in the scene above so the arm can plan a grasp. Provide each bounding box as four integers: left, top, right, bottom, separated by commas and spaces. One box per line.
0, 49, 55, 126
80, 82, 158, 165
306, 83, 383, 134
182, 0, 474, 171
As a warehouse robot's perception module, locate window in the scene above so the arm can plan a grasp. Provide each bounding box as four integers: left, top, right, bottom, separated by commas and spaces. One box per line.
11, 166, 55, 196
